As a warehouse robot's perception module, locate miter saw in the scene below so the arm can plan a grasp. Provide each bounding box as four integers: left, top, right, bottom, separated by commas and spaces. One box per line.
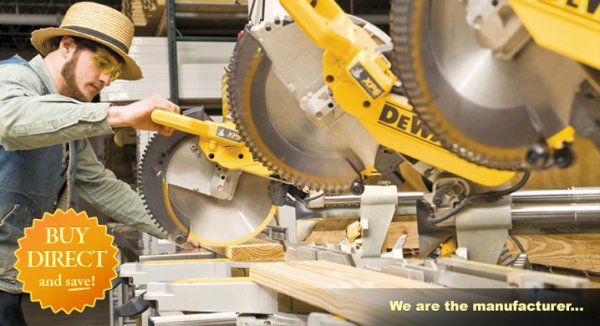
139, 107, 277, 246
390, 0, 600, 170
118, 2, 600, 322
139, 0, 599, 251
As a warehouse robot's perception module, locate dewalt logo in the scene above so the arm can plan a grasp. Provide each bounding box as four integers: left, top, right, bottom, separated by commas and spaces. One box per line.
377, 103, 441, 146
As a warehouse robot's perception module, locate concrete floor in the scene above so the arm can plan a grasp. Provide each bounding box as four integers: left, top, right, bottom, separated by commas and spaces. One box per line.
21, 294, 110, 326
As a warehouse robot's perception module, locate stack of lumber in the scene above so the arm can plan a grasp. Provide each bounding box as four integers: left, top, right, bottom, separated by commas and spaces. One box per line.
122, 0, 248, 36
122, 0, 148, 27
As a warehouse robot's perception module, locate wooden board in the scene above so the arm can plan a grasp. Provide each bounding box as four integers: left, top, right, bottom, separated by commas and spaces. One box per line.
250, 261, 442, 325
203, 238, 284, 262
250, 261, 441, 289
303, 217, 420, 250
507, 235, 600, 273
303, 229, 348, 245
142, 258, 230, 265
277, 294, 326, 314
303, 217, 356, 244
384, 219, 419, 249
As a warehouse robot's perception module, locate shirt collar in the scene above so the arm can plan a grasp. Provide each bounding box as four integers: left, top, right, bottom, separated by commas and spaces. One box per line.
29, 54, 59, 94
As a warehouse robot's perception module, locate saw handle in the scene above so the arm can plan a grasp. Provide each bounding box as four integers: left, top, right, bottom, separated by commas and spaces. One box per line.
151, 110, 240, 147
280, 0, 396, 105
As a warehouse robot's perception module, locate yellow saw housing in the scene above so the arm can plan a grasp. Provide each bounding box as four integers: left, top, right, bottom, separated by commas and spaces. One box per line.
150, 0, 596, 190
278, 0, 600, 185
280, 0, 516, 187
147, 110, 276, 247
509, 0, 600, 69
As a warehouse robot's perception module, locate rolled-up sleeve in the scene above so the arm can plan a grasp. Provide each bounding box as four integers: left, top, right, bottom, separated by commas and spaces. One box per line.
0, 64, 113, 151
74, 138, 168, 239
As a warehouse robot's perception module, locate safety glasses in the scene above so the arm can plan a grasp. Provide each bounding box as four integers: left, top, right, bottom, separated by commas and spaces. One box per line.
93, 50, 122, 82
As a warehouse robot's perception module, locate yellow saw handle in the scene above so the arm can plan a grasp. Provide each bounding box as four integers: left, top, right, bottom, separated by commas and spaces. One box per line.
279, 0, 351, 56
151, 110, 242, 147
280, 0, 396, 98
151, 110, 272, 177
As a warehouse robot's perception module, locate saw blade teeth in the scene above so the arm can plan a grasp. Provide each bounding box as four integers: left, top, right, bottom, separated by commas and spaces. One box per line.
228, 23, 362, 193
138, 110, 210, 238
138, 135, 168, 236
391, 0, 556, 171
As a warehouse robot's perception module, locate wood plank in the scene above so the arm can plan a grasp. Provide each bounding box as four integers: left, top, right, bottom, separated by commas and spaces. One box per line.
384, 220, 419, 249
507, 235, 600, 273
303, 229, 347, 245
311, 217, 357, 231
277, 294, 326, 314
250, 261, 442, 289
303, 217, 419, 250
142, 258, 230, 265
250, 261, 442, 325
174, 277, 251, 284
203, 238, 284, 262
303, 217, 355, 244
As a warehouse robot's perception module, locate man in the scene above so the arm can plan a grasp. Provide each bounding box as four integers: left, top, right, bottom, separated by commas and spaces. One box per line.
0, 2, 184, 323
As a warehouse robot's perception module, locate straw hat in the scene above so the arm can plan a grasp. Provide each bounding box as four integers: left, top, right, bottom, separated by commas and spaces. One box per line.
31, 1, 142, 80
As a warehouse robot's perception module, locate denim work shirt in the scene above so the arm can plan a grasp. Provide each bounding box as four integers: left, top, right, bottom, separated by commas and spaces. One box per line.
0, 55, 167, 293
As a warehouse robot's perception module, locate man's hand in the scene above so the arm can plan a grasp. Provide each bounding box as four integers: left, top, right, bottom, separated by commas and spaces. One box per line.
108, 94, 181, 136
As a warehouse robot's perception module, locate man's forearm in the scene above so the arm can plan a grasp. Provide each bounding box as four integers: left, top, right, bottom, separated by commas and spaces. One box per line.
0, 96, 113, 151
74, 139, 169, 239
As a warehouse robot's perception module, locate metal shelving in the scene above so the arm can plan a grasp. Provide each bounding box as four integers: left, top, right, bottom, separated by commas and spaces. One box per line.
165, 0, 246, 104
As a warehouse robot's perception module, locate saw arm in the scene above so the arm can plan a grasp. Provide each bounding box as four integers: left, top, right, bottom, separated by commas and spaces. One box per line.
279, 0, 515, 187
281, 0, 581, 176
151, 110, 271, 177
140, 109, 276, 246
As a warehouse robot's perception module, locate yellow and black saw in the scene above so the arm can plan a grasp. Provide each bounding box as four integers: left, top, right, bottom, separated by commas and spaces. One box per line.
228, 18, 388, 193
390, 0, 599, 170
230, 0, 598, 191
139, 108, 276, 246
228, 8, 517, 191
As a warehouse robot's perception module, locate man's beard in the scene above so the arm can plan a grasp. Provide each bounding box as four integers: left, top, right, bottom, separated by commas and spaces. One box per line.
61, 51, 88, 102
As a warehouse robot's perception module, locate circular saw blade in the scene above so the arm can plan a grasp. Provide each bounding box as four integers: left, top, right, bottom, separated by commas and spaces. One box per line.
139, 108, 275, 246
229, 21, 379, 193
391, 0, 584, 170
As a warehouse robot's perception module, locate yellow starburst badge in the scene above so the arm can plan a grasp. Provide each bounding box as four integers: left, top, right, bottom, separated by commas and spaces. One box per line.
14, 209, 119, 314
